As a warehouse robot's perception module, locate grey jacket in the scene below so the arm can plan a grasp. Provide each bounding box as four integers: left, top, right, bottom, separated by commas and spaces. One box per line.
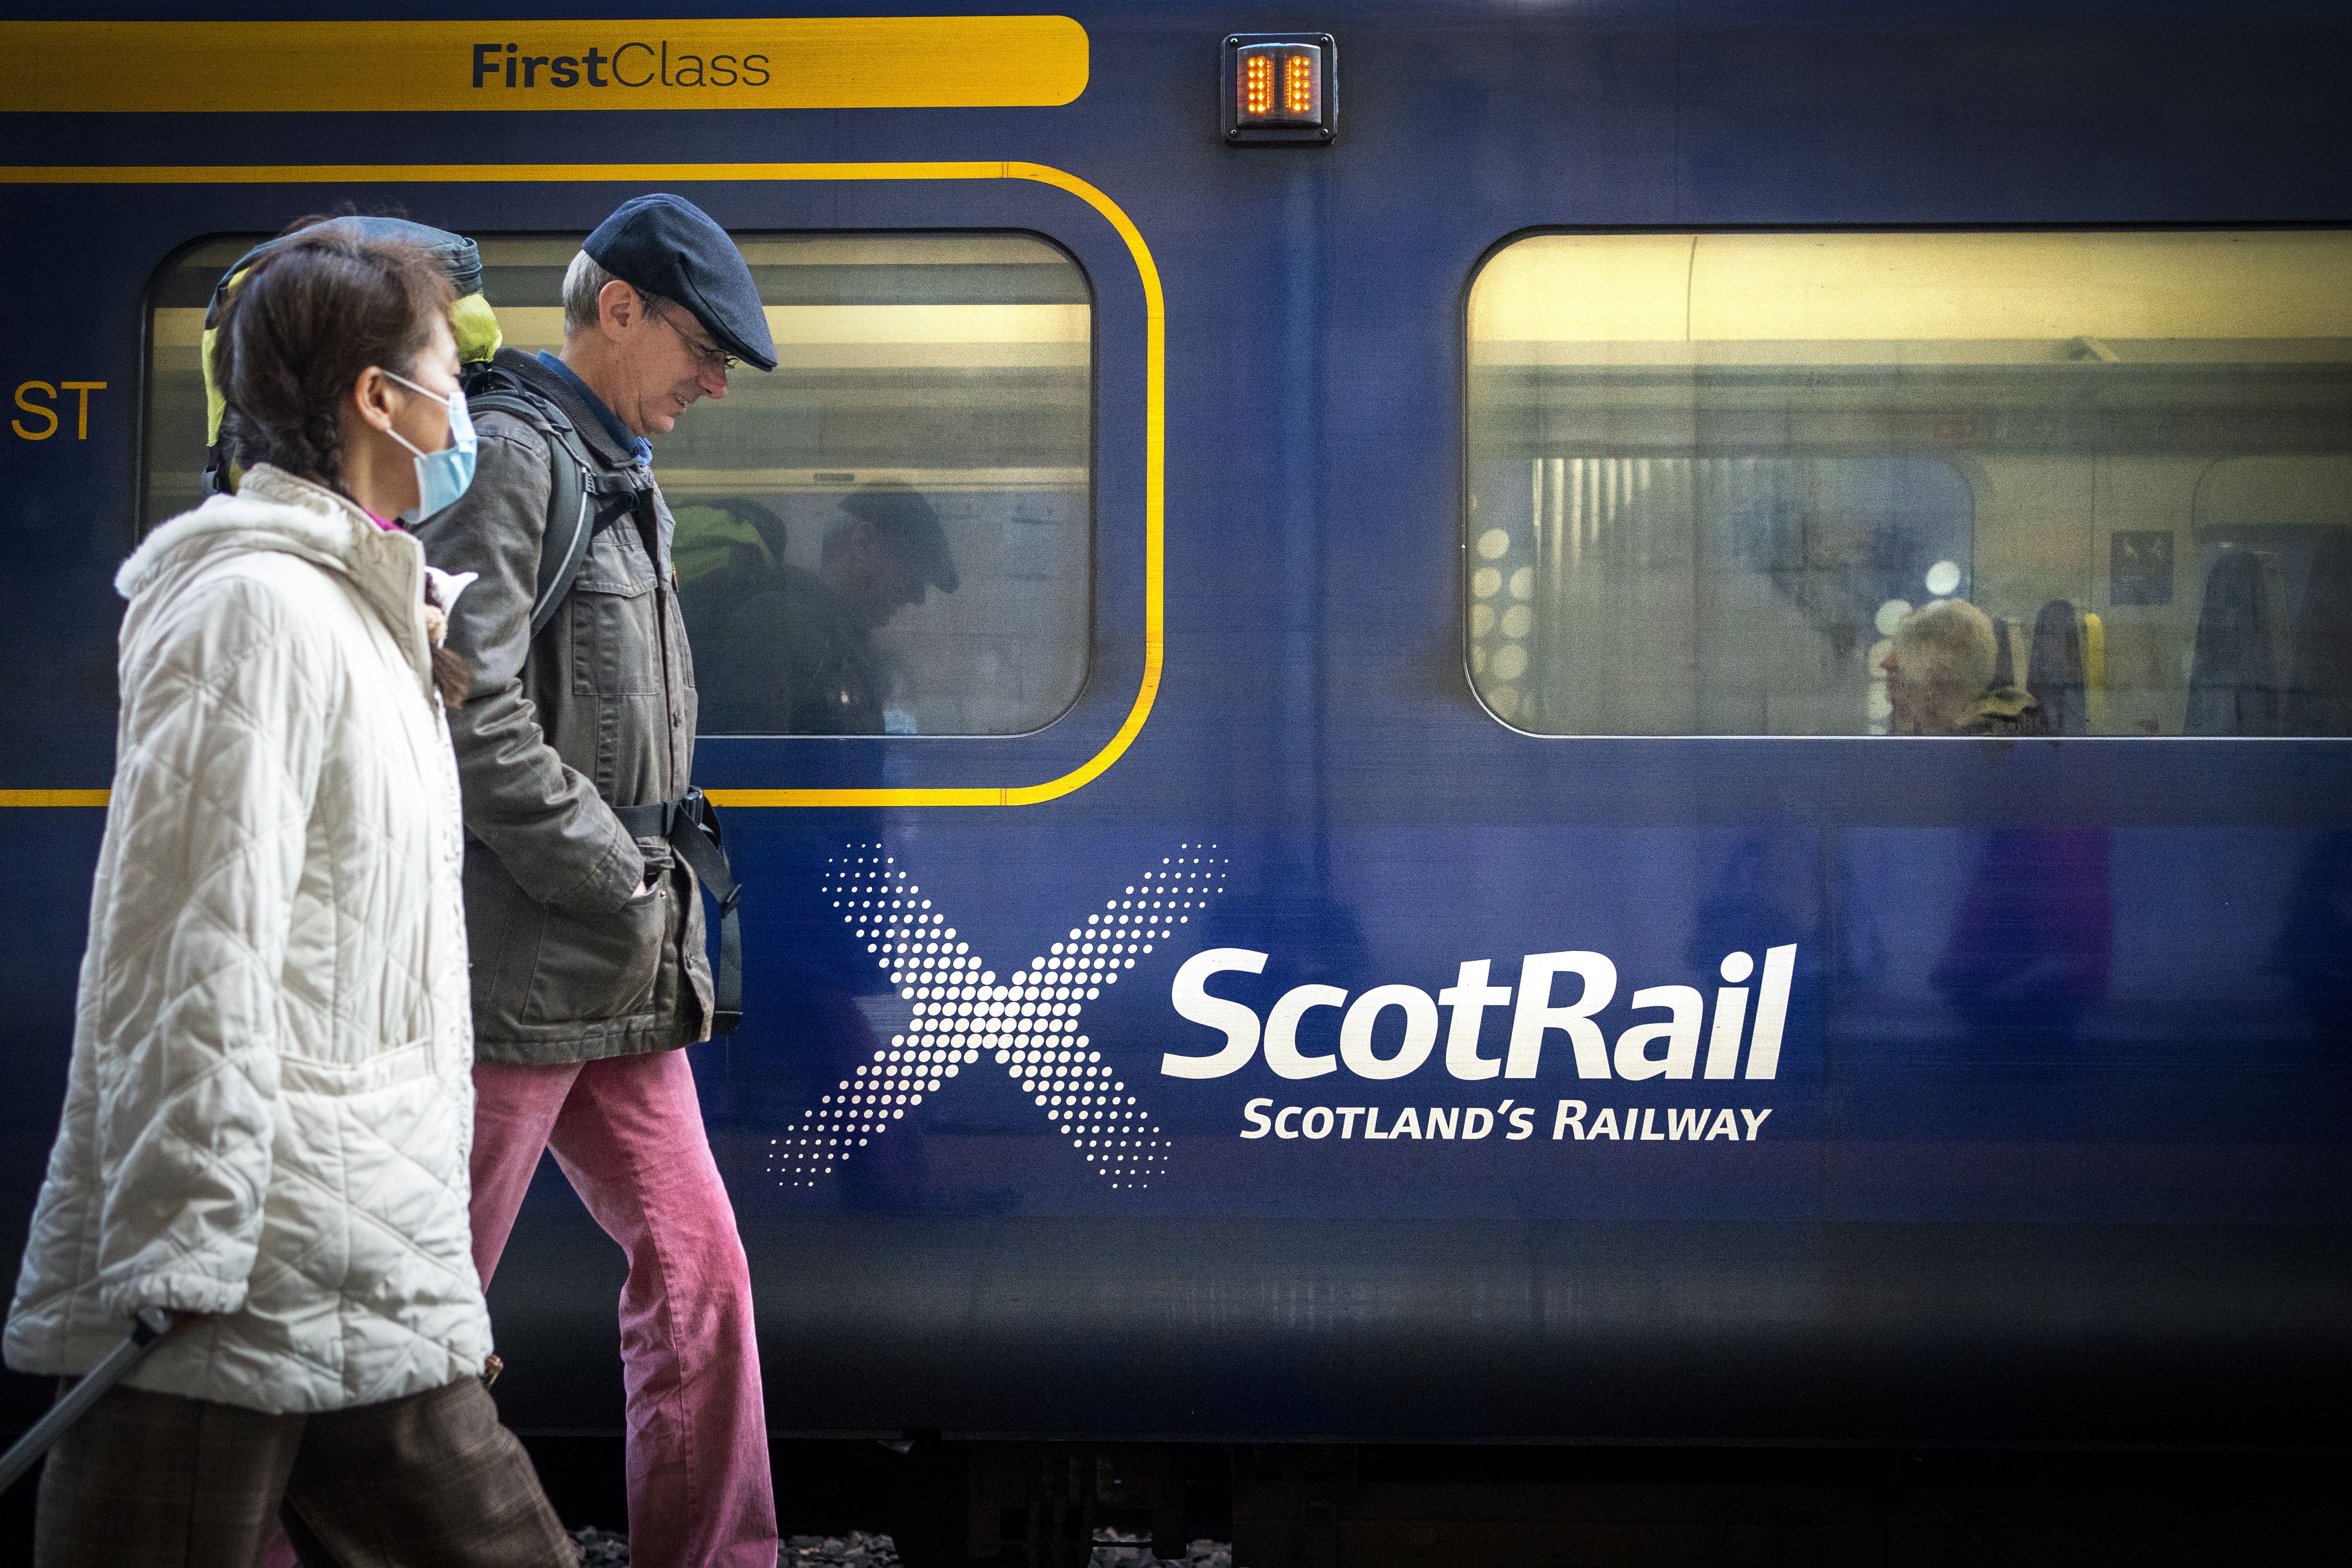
416, 350, 710, 1064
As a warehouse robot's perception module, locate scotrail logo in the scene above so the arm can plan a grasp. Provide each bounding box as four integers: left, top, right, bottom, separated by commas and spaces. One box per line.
1162, 944, 1796, 1082
1167, 944, 1794, 1149
773, 838, 1798, 1195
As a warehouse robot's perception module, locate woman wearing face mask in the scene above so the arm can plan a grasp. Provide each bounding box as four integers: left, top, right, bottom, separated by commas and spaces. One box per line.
4, 223, 573, 1568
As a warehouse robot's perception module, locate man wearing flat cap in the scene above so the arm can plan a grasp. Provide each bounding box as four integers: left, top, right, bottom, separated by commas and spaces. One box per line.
415, 193, 778, 1568
697, 481, 959, 735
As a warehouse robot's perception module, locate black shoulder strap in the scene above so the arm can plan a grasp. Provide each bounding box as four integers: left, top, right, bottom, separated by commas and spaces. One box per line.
461, 366, 603, 637
611, 790, 743, 1036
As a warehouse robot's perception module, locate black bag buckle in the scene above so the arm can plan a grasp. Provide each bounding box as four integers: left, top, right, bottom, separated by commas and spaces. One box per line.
612, 788, 744, 1034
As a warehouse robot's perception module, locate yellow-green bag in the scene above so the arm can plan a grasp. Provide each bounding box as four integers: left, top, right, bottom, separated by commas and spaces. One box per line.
202, 216, 501, 494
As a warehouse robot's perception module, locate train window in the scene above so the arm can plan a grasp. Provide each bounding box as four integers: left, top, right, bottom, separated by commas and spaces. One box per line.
1465, 232, 2352, 736
142, 238, 250, 534
144, 231, 1092, 738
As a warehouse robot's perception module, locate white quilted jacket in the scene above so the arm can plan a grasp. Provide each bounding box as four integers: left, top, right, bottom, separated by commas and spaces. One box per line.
4, 466, 492, 1413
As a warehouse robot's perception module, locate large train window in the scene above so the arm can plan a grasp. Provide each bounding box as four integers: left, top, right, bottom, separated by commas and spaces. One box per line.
1465, 232, 2352, 736
144, 232, 1092, 738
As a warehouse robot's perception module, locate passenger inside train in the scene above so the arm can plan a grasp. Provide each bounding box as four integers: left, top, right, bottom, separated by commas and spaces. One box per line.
1879, 597, 2044, 737
1464, 231, 2352, 739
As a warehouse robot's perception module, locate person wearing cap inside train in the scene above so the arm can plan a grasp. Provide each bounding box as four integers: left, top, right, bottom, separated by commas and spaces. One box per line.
411, 194, 778, 1568
696, 480, 959, 735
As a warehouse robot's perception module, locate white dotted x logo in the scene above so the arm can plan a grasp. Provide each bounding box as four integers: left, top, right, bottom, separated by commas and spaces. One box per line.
772, 844, 1229, 1191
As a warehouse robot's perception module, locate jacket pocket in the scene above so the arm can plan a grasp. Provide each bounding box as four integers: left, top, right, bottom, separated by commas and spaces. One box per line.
570, 574, 661, 699
522, 872, 668, 1025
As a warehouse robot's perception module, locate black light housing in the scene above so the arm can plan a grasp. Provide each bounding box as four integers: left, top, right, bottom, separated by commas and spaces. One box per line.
1222, 32, 1337, 146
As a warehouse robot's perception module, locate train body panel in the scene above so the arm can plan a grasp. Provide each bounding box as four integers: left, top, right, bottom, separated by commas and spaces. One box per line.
3, 0, 2349, 1447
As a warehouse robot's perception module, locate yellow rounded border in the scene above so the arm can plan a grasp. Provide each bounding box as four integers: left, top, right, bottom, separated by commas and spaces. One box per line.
0, 162, 1162, 809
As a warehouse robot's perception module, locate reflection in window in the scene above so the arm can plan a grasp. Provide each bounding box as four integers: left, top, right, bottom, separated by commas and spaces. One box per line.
1465, 232, 2352, 735
1475, 455, 1970, 734
142, 238, 250, 534
144, 232, 1092, 737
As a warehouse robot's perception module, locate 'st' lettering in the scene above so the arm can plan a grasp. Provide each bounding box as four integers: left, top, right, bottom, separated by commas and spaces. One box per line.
12, 381, 57, 441
60, 382, 105, 439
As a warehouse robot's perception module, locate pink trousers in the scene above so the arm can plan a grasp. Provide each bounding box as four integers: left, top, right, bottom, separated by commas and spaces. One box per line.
470, 1049, 777, 1568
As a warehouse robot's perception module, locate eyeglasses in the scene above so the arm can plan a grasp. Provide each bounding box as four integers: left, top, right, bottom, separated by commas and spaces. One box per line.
653, 306, 738, 374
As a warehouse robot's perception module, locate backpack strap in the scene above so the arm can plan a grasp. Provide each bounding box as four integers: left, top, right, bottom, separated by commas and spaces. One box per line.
461, 368, 603, 637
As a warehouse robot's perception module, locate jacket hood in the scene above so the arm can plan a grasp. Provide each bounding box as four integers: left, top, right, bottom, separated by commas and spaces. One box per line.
118, 464, 432, 688
117, 465, 376, 602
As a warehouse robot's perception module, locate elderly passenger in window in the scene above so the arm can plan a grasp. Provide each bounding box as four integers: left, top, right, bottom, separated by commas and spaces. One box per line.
1882, 597, 2047, 736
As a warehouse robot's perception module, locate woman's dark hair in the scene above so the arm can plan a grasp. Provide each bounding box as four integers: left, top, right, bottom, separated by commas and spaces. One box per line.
210, 220, 456, 492
211, 220, 471, 706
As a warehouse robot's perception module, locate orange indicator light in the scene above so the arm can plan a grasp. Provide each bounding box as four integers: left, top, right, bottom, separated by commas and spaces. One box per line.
1283, 53, 1315, 115
1243, 54, 1273, 116
1224, 35, 1333, 144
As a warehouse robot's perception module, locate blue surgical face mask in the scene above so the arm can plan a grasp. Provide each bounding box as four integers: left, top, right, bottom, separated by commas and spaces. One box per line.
383, 370, 477, 518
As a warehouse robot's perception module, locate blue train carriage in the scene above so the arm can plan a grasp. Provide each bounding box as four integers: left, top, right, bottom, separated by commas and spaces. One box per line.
3, 0, 2350, 1506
